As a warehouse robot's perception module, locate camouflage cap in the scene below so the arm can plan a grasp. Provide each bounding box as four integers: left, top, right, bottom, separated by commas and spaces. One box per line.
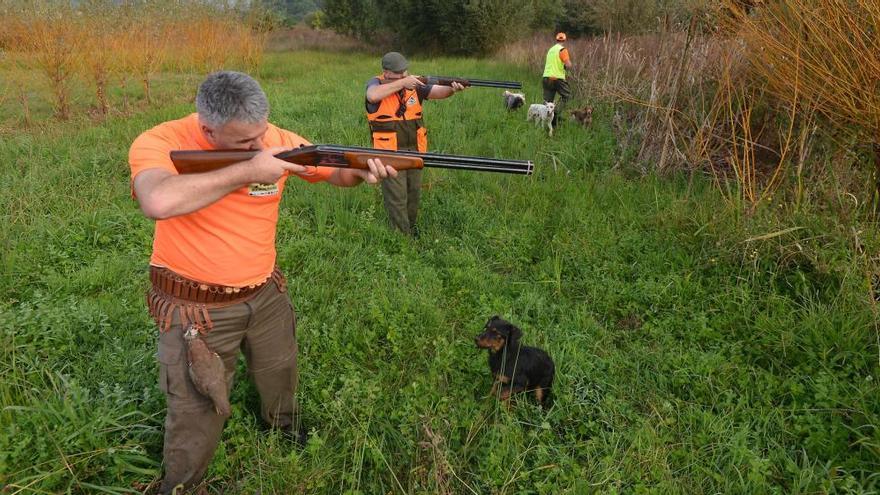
381, 52, 409, 72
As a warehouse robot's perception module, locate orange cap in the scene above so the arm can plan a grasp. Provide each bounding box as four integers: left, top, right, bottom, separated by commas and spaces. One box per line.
556, 32, 567, 42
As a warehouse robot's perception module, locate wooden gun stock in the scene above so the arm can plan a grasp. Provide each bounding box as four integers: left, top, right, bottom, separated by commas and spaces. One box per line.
170, 150, 259, 174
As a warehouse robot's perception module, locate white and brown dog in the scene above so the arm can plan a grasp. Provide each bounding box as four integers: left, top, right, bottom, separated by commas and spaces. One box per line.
503, 90, 526, 111
527, 101, 556, 136
570, 106, 593, 128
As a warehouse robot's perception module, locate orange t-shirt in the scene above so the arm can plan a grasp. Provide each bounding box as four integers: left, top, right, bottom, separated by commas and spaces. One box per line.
129, 113, 334, 287
559, 47, 571, 65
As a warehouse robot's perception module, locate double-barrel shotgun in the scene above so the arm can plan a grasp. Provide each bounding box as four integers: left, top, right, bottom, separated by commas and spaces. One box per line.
170, 144, 533, 175
380, 76, 522, 90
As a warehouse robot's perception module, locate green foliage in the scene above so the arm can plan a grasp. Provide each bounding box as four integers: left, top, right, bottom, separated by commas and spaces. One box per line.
322, 0, 379, 42
530, 0, 566, 30
270, 0, 324, 23
304, 9, 326, 29
320, 0, 713, 53
558, 0, 707, 35
1, 50, 878, 493
324, 0, 533, 54
242, 1, 290, 33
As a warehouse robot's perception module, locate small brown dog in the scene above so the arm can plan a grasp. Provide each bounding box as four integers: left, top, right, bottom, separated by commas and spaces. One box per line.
570, 106, 593, 127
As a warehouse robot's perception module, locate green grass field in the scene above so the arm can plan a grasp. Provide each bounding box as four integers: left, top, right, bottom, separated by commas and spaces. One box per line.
1, 51, 879, 494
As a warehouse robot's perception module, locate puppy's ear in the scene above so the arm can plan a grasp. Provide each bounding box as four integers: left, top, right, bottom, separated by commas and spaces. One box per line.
507, 324, 522, 346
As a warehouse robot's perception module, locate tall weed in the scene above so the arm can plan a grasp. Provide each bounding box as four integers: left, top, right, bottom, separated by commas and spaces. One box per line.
0, 0, 271, 123
500, 24, 855, 214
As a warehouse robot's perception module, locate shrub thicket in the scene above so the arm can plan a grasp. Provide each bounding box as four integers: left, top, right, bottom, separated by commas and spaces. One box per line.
320, 0, 710, 53
323, 0, 533, 54
269, 0, 325, 24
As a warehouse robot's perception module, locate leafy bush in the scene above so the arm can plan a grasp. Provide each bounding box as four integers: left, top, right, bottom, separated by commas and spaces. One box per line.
323, 0, 533, 54
269, 0, 324, 23
557, 0, 711, 35
322, 0, 380, 44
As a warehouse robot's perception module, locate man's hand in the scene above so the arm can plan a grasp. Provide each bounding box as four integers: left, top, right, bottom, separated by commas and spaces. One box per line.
327, 158, 399, 187
450, 81, 467, 92
246, 146, 309, 183
399, 75, 426, 90
353, 158, 398, 184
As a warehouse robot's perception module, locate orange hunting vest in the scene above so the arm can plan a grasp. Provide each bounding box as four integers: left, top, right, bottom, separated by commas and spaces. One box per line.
367, 75, 428, 152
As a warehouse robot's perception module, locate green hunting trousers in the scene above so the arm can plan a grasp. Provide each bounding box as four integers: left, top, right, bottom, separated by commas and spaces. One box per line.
155, 280, 298, 494
381, 168, 423, 236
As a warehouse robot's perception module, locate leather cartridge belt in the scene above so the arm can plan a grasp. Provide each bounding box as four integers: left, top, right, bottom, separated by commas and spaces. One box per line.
147, 265, 287, 333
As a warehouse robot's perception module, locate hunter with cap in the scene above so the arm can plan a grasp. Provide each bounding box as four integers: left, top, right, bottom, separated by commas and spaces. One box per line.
543, 32, 573, 127
365, 51, 466, 236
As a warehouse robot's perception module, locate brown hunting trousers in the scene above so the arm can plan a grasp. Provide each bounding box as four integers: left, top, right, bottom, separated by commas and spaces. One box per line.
150, 270, 298, 494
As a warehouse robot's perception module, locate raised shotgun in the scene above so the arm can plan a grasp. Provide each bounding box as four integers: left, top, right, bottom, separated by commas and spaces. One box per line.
379, 76, 522, 90
170, 144, 533, 175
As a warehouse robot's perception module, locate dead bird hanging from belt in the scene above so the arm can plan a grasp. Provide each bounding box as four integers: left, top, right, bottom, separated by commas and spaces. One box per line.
184, 324, 231, 416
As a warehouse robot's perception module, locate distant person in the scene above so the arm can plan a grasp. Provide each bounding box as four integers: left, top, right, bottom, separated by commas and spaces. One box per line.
364, 51, 467, 236
128, 70, 396, 494
542, 32, 573, 127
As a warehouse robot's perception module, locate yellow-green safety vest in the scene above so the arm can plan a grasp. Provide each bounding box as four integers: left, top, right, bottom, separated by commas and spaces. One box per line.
543, 43, 566, 79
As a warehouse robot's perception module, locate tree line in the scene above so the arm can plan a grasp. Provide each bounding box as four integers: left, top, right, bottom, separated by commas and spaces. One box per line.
281, 0, 710, 54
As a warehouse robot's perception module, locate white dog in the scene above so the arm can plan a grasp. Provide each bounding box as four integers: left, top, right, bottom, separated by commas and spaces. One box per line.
527, 101, 556, 136
503, 90, 525, 111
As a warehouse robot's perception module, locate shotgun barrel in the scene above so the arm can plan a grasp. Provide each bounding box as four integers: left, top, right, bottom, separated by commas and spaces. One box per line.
316, 145, 532, 174
425, 76, 522, 90
377, 76, 522, 90
170, 144, 533, 176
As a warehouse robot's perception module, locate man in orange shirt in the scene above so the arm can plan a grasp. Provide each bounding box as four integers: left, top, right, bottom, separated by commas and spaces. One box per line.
129, 71, 396, 493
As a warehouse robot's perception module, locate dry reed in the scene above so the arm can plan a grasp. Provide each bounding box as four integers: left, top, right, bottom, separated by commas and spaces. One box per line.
265, 24, 370, 53
500, 25, 816, 212
0, 0, 271, 123
725, 0, 880, 211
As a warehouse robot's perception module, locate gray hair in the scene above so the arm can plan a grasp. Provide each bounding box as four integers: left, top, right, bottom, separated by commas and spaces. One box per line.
195, 71, 269, 127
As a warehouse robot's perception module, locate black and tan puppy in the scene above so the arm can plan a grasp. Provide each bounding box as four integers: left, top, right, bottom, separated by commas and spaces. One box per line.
475, 316, 554, 405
